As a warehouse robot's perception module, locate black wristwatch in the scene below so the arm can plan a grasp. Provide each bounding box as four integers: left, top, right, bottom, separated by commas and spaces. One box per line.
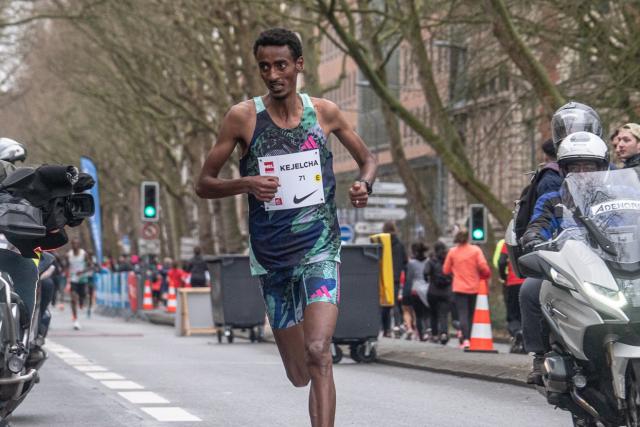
358, 179, 373, 195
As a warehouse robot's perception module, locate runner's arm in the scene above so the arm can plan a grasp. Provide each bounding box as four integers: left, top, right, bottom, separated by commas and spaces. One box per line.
320, 100, 376, 183
196, 105, 279, 201
316, 99, 376, 206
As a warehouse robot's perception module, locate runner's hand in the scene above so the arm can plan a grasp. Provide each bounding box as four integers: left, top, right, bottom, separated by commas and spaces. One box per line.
349, 181, 368, 208
249, 176, 280, 201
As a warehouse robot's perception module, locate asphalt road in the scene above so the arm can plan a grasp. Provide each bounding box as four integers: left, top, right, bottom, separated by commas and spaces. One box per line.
6, 311, 569, 426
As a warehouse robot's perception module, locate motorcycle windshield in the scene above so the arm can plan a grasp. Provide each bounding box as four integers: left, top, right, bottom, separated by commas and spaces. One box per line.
555, 167, 640, 264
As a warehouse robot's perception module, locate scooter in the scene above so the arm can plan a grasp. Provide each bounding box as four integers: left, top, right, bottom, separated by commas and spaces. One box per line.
509, 167, 640, 426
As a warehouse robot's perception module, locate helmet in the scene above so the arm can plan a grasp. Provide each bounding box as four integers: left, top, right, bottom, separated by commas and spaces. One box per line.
557, 131, 609, 173
0, 138, 26, 163
551, 102, 602, 147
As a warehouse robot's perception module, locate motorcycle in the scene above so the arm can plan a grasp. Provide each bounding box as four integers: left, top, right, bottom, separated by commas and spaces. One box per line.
508, 167, 640, 426
0, 165, 94, 419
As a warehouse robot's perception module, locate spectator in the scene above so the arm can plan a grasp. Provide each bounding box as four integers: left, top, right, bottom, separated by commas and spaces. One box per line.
402, 242, 429, 341
115, 255, 132, 272
159, 257, 172, 304
537, 139, 563, 198
185, 246, 209, 288
425, 241, 452, 345
443, 229, 491, 350
380, 221, 408, 338
610, 128, 620, 159
168, 260, 188, 289
614, 123, 640, 168
497, 241, 525, 353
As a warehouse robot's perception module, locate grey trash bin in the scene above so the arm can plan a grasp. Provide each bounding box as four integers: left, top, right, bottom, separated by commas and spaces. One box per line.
206, 255, 265, 343
332, 243, 380, 363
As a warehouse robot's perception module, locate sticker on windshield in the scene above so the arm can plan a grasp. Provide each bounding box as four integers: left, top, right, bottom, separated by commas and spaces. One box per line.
590, 199, 640, 215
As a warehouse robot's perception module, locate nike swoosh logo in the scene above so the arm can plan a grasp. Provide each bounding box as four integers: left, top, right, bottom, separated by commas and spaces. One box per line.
293, 190, 318, 204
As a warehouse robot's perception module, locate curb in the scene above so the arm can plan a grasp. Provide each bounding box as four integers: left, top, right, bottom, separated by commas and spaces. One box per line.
375, 357, 531, 389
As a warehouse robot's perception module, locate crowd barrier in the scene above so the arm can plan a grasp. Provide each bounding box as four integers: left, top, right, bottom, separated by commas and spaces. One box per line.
95, 271, 142, 316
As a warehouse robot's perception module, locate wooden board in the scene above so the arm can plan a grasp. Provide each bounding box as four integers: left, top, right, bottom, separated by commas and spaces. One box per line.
176, 288, 216, 336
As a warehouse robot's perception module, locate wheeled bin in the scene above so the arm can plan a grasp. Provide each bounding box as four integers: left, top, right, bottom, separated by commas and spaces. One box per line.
332, 243, 381, 364
206, 255, 265, 343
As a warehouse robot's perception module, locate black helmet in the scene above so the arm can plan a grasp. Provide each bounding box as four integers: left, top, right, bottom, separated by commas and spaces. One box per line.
551, 102, 602, 148
0, 138, 26, 163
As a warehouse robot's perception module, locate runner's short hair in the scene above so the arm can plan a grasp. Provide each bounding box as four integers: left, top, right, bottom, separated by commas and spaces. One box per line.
253, 28, 302, 60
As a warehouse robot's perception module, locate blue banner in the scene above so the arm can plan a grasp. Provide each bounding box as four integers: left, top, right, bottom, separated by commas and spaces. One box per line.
80, 156, 103, 264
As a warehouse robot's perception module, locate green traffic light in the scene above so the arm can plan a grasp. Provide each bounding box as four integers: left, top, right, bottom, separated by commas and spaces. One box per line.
472, 228, 485, 240
144, 205, 156, 218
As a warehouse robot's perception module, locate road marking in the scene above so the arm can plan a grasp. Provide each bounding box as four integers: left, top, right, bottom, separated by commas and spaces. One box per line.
101, 380, 144, 390
74, 365, 108, 372
119, 391, 169, 404
86, 372, 124, 380
62, 357, 93, 365
47, 339, 201, 422
141, 407, 202, 422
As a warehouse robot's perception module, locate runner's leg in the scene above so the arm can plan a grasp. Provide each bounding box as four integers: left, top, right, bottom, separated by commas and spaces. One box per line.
272, 325, 310, 387
303, 302, 338, 427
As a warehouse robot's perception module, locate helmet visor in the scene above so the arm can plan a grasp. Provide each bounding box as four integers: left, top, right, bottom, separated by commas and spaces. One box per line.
552, 110, 603, 145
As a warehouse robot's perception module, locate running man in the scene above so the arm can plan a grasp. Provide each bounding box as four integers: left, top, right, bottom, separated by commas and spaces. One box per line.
65, 238, 90, 330
196, 28, 376, 427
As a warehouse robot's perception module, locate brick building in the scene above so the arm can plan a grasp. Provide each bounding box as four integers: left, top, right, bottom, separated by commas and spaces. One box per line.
312, 29, 541, 243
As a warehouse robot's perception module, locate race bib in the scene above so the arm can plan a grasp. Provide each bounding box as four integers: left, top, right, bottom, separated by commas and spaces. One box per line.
258, 150, 325, 211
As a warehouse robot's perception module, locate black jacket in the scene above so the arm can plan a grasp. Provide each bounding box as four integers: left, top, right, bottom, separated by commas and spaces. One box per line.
390, 234, 407, 284
424, 254, 452, 297
624, 154, 640, 169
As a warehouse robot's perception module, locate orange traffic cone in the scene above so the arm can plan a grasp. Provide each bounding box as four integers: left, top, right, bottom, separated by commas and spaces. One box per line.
465, 280, 498, 353
142, 279, 154, 311
166, 281, 177, 314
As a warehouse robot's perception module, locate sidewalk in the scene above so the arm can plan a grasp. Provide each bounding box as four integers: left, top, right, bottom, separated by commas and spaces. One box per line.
375, 337, 530, 387
139, 309, 531, 387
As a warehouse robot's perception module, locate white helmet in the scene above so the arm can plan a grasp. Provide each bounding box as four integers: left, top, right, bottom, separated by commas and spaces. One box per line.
557, 131, 609, 173
0, 138, 26, 163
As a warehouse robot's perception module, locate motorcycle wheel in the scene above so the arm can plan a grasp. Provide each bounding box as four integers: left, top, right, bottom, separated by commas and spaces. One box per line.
625, 360, 640, 427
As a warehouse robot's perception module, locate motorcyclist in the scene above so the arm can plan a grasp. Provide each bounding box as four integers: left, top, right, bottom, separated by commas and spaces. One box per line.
518, 102, 603, 385
520, 130, 610, 385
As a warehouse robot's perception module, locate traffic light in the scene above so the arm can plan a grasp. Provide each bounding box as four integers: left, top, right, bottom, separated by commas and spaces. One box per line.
141, 181, 159, 222
469, 204, 487, 243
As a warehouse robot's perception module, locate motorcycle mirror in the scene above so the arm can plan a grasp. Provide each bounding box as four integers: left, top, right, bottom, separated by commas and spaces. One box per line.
517, 252, 551, 280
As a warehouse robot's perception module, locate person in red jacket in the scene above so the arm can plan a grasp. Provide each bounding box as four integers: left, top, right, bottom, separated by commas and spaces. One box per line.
497, 242, 525, 353
443, 229, 491, 349
168, 261, 188, 289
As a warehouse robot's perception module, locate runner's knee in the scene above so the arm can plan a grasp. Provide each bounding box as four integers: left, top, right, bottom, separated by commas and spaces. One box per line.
305, 339, 331, 372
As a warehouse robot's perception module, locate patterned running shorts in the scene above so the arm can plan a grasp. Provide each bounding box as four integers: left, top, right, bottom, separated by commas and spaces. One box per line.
259, 260, 340, 330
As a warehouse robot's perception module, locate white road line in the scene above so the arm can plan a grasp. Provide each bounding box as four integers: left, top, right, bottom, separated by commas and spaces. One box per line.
140, 407, 202, 422
119, 391, 169, 404
86, 372, 125, 380
101, 380, 144, 390
62, 358, 93, 365
47, 340, 201, 422
74, 365, 108, 372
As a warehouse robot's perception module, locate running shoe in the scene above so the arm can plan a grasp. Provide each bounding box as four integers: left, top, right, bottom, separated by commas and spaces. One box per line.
73, 320, 81, 330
